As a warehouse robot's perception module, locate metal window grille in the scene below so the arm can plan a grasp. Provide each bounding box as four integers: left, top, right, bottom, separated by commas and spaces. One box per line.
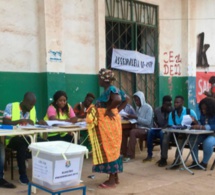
105, 0, 159, 107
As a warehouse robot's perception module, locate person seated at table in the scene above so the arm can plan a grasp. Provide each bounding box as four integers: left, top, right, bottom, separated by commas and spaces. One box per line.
0, 142, 16, 188
3, 92, 46, 185
189, 97, 215, 169
122, 91, 153, 163
73, 93, 95, 150
44, 90, 77, 142
157, 95, 198, 167
73, 93, 95, 118
142, 95, 173, 162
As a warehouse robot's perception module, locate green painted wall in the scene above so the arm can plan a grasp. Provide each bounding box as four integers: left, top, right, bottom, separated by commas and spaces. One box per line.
0, 72, 99, 120
0, 72, 48, 119
0, 71, 191, 120
158, 76, 189, 107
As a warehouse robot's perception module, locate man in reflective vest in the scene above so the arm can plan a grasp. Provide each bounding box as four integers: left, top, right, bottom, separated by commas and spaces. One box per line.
3, 92, 39, 185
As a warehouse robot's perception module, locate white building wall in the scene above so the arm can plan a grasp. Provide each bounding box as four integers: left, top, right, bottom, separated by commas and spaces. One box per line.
0, 0, 44, 72
188, 0, 215, 75
1, 0, 215, 76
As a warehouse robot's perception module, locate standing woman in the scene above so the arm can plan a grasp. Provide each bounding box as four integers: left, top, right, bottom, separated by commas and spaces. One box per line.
44, 90, 77, 142
86, 68, 127, 188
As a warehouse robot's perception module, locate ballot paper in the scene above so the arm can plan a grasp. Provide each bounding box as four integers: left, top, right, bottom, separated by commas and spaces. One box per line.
45, 120, 72, 126
119, 109, 129, 117
181, 115, 193, 127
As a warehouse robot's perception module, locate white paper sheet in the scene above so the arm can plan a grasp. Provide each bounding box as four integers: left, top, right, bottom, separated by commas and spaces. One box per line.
181, 115, 193, 126
119, 109, 129, 117
129, 119, 137, 124
33, 157, 53, 183
46, 120, 72, 126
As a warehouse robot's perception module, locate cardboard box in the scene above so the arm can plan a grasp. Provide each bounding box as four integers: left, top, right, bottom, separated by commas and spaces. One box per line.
29, 141, 88, 190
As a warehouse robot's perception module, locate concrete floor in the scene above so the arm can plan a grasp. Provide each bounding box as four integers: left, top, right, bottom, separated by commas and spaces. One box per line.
2, 145, 215, 195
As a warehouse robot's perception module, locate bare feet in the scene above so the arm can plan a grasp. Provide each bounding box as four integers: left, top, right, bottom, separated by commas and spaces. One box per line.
98, 183, 116, 188
114, 173, 119, 184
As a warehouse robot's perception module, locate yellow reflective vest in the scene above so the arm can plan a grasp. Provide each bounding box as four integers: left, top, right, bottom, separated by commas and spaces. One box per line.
5, 102, 36, 145
12, 102, 36, 123
44, 104, 71, 137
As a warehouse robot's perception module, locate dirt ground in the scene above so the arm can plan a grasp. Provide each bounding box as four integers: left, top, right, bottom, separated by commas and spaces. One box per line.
2, 145, 215, 195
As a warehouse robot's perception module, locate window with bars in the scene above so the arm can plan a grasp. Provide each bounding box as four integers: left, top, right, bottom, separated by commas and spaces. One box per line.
105, 0, 159, 107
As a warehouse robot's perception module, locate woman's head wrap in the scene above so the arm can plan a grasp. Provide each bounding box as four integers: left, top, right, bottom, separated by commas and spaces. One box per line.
99, 68, 116, 82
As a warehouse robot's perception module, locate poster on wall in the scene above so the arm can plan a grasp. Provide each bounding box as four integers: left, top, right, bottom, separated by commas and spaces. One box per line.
111, 48, 155, 74
196, 72, 215, 103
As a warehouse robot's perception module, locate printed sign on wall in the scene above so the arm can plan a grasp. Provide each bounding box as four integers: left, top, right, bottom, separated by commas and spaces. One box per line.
49, 50, 62, 62
196, 72, 215, 103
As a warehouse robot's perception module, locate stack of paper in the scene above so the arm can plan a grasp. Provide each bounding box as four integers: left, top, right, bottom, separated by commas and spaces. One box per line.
45, 120, 72, 126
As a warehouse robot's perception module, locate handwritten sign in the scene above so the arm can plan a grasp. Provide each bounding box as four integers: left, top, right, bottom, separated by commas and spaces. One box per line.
111, 48, 155, 74
33, 157, 53, 183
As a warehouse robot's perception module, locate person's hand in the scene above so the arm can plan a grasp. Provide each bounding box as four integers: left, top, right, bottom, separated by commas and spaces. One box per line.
190, 116, 198, 125
37, 120, 47, 125
191, 124, 204, 130
77, 118, 86, 122
20, 119, 34, 125
105, 109, 115, 119
126, 114, 137, 119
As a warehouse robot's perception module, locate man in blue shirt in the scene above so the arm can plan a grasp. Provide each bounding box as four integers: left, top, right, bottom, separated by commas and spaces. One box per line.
157, 95, 198, 167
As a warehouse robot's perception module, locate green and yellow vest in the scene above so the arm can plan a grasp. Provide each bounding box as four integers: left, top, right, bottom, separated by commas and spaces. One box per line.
5, 102, 36, 145
12, 102, 36, 123
44, 104, 71, 137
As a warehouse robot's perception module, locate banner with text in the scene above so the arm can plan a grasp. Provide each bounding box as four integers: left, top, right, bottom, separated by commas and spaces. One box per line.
196, 72, 215, 103
111, 48, 155, 74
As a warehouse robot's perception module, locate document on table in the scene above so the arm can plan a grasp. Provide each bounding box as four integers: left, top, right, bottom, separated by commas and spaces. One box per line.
20, 124, 48, 130
45, 120, 72, 127
74, 121, 87, 127
119, 109, 129, 117
181, 115, 192, 127
128, 119, 137, 124
151, 128, 162, 131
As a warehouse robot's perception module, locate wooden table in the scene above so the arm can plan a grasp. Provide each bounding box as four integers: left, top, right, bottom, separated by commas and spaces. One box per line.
121, 120, 136, 130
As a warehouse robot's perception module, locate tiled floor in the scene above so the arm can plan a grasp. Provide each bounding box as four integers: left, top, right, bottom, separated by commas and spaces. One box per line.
2, 145, 215, 195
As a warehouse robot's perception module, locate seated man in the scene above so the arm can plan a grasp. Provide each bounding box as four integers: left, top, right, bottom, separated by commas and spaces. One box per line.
157, 95, 198, 167
122, 91, 153, 162
0, 142, 16, 188
3, 92, 45, 184
143, 95, 173, 162
73, 93, 95, 118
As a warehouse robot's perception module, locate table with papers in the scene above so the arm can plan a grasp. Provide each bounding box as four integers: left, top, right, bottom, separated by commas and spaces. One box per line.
18, 121, 87, 144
